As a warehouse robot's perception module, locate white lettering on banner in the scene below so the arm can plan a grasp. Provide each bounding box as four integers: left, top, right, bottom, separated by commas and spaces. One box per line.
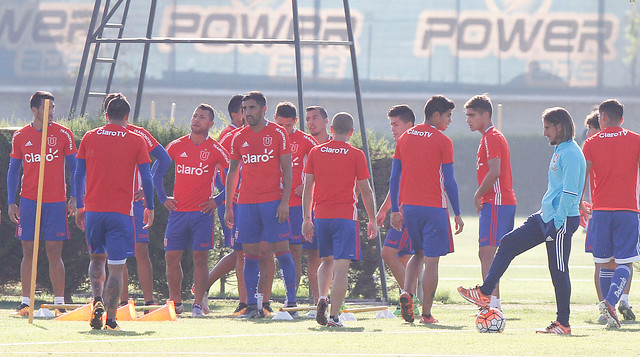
407, 128, 432, 137
177, 162, 209, 176
96, 129, 127, 138
24, 148, 59, 163
320, 146, 349, 155
598, 130, 628, 138
242, 149, 275, 163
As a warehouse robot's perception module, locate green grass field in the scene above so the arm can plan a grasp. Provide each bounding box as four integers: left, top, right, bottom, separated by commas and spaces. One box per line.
2, 216, 640, 356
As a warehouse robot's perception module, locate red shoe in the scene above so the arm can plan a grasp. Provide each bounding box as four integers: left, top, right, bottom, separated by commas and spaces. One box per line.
399, 291, 414, 323
457, 286, 490, 308
419, 314, 439, 324
536, 321, 571, 335
599, 300, 621, 328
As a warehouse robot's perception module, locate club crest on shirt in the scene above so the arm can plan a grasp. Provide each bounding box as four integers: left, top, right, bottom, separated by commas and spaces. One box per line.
200, 150, 210, 161
290, 143, 298, 153
263, 136, 273, 147
47, 136, 57, 147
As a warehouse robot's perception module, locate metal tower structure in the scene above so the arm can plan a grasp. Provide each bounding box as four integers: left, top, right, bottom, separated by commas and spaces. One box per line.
69, 0, 389, 303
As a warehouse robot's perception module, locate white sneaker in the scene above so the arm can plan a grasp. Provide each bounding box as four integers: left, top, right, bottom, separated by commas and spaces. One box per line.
192, 303, 204, 318
307, 310, 317, 318
597, 313, 607, 324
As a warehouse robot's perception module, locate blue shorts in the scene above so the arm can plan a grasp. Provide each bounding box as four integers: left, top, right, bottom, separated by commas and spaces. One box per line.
217, 203, 242, 250
589, 210, 640, 264
289, 205, 303, 245
236, 200, 291, 244
17, 198, 69, 241
585, 218, 594, 253
85, 211, 135, 263
315, 218, 360, 260
164, 211, 215, 251
402, 205, 454, 258
479, 203, 516, 247
383, 226, 413, 256
133, 200, 149, 243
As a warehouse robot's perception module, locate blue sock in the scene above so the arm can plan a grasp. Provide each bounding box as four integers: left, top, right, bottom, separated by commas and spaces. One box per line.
599, 268, 614, 300
244, 254, 260, 305
606, 265, 631, 307
276, 251, 297, 303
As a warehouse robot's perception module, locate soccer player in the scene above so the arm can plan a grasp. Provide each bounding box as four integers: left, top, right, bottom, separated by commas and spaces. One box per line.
156, 103, 229, 317
224, 91, 297, 318
274, 102, 318, 311
8, 91, 77, 315
75, 94, 155, 330
98, 94, 171, 309
302, 112, 377, 327
580, 99, 640, 328
375, 105, 415, 291
389, 95, 464, 324
464, 94, 516, 311
459, 107, 585, 335
305, 106, 331, 144
218, 94, 244, 140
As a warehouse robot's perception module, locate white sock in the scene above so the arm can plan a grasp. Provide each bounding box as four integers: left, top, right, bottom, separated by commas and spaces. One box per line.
22, 297, 30, 306
490, 296, 501, 310
255, 293, 264, 307
54, 297, 64, 305
621, 294, 630, 304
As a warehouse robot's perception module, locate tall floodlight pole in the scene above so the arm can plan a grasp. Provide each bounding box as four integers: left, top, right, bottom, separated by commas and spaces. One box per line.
292, 0, 305, 131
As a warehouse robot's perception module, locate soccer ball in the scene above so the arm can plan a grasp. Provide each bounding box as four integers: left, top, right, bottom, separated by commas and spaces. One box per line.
476, 307, 505, 333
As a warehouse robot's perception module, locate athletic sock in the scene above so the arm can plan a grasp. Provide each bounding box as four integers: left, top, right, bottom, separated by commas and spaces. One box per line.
276, 251, 297, 303
599, 268, 614, 300
490, 296, 501, 310
244, 254, 260, 305
606, 265, 631, 307
22, 297, 30, 306
255, 293, 264, 309
620, 294, 630, 305
54, 296, 64, 305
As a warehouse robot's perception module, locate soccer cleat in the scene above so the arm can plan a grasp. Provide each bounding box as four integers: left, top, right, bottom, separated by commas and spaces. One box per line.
15, 303, 30, 316
192, 303, 204, 318
240, 304, 265, 319
307, 310, 317, 318
316, 298, 328, 326
90, 301, 105, 330
286, 302, 299, 318
599, 300, 621, 328
457, 286, 491, 308
262, 302, 274, 317
536, 321, 571, 335
54, 308, 67, 317
174, 302, 184, 315
201, 297, 210, 314
326, 316, 343, 327
597, 314, 608, 325
419, 314, 439, 324
399, 291, 414, 323
119, 300, 129, 307
618, 301, 636, 321
393, 306, 402, 316
230, 302, 248, 317
104, 319, 121, 331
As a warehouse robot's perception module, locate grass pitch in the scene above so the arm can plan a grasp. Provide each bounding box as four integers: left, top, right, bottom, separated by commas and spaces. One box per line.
1, 216, 640, 356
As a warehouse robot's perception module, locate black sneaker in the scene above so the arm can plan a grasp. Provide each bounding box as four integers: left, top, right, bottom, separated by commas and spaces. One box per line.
263, 302, 274, 317
316, 298, 328, 326
240, 304, 265, 319
286, 302, 299, 318
230, 302, 248, 317
15, 303, 30, 316
144, 300, 157, 315
90, 301, 105, 330
104, 318, 121, 331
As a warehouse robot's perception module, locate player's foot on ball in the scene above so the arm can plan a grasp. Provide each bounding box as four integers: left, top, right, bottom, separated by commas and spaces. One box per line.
262, 302, 274, 317
316, 297, 328, 326
618, 301, 635, 321
192, 303, 204, 318
15, 303, 30, 316
230, 302, 248, 317
457, 286, 491, 308
90, 301, 105, 330
419, 313, 439, 324
326, 315, 343, 327
240, 304, 265, 319
536, 321, 571, 335
599, 300, 621, 328
399, 291, 414, 323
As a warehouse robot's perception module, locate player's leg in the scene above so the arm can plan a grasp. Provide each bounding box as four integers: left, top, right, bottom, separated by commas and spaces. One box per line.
19, 241, 35, 314
618, 268, 635, 320
314, 218, 333, 325
235, 203, 263, 317
329, 258, 350, 320
258, 240, 275, 314
381, 226, 406, 289
41, 201, 68, 306
120, 265, 130, 304
290, 244, 303, 289
189, 211, 214, 317
89, 253, 107, 299
104, 262, 125, 328
44, 241, 65, 301
165, 250, 184, 307
204, 252, 236, 295
289, 204, 304, 289
164, 211, 191, 313
420, 256, 439, 320
306, 248, 321, 304
135, 242, 154, 304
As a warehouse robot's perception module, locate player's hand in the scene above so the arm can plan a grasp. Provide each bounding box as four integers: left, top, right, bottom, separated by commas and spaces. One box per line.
75, 208, 85, 232
143, 208, 154, 229
376, 207, 388, 227
133, 189, 144, 202
390, 211, 403, 231
367, 220, 377, 240
545, 220, 557, 240
294, 184, 304, 197
199, 198, 217, 215
67, 197, 77, 217
474, 193, 483, 214
579, 200, 592, 215
454, 215, 464, 235
224, 207, 234, 229
163, 197, 178, 211
302, 220, 314, 242
8, 203, 19, 224
276, 200, 289, 223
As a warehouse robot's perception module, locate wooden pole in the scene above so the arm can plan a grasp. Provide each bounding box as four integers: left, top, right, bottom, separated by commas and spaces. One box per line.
29, 99, 50, 324
342, 306, 389, 313
497, 103, 503, 132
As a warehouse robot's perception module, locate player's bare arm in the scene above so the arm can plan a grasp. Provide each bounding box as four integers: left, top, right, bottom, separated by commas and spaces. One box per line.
143, 208, 154, 229
579, 160, 593, 215
8, 203, 20, 224
301, 173, 315, 242
453, 215, 464, 235
75, 207, 85, 232
224, 159, 240, 229
294, 184, 304, 197
67, 197, 77, 217
277, 153, 293, 223
357, 179, 378, 239
376, 191, 391, 227
474, 157, 501, 213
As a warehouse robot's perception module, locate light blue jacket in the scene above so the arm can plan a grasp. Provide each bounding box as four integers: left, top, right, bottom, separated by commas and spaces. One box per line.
541, 139, 586, 229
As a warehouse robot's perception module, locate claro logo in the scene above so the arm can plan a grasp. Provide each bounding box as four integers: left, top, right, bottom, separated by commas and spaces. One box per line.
24, 148, 59, 163
242, 149, 275, 163
177, 162, 209, 175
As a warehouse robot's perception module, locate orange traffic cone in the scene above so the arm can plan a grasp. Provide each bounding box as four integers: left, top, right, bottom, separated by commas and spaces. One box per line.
116, 300, 137, 321
55, 303, 92, 321
136, 300, 177, 322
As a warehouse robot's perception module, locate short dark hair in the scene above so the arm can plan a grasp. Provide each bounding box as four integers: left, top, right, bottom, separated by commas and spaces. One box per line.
305, 106, 328, 119
332, 112, 354, 134
30, 91, 54, 109
106, 93, 130, 121
103, 93, 119, 112
598, 99, 623, 124
198, 103, 215, 122
228, 94, 243, 117
464, 94, 493, 118
242, 91, 266, 107
388, 105, 415, 125
584, 110, 600, 130
275, 102, 297, 119
424, 95, 455, 120
542, 107, 575, 142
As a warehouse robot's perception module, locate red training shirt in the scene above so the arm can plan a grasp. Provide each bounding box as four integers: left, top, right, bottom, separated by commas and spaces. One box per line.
476, 126, 516, 205
289, 128, 318, 207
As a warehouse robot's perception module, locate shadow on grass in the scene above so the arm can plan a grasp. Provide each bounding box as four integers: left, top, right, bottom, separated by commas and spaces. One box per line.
80, 330, 156, 337
308, 326, 366, 332
414, 323, 465, 330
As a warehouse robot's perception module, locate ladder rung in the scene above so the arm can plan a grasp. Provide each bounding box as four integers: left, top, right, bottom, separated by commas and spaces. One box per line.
105, 23, 124, 29
96, 57, 116, 63
88, 92, 107, 97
